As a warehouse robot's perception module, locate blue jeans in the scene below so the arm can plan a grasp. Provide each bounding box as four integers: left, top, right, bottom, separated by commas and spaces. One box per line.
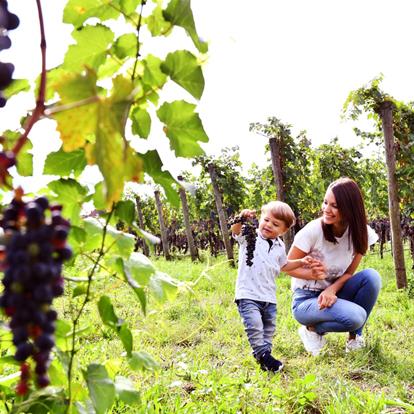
236, 299, 276, 358
292, 268, 381, 336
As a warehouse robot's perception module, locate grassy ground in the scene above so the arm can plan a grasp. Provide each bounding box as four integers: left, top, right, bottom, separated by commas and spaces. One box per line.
66, 248, 414, 413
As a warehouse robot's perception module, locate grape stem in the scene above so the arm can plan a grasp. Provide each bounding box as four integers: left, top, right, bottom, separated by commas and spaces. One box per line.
11, 0, 46, 157
66, 206, 115, 412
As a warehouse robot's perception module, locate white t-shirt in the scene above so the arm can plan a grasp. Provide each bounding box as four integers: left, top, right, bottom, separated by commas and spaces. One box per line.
234, 230, 288, 304
291, 218, 378, 291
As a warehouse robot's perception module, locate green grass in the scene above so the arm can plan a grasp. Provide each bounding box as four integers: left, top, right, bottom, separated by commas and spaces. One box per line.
43, 249, 414, 412
60, 247, 413, 413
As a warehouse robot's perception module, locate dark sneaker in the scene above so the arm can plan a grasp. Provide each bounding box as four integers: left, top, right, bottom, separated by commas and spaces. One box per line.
258, 351, 284, 372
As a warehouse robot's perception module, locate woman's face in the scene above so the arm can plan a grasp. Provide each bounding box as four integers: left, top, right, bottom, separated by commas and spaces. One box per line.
322, 189, 342, 226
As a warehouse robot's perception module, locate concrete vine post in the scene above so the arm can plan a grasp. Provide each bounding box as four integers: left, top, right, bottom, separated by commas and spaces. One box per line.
207, 163, 235, 266
379, 101, 407, 289
154, 190, 171, 260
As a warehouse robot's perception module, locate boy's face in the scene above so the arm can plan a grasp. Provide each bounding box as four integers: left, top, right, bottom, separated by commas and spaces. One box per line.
259, 211, 288, 239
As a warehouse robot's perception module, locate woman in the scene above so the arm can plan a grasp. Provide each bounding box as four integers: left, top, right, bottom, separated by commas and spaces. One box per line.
286, 177, 381, 356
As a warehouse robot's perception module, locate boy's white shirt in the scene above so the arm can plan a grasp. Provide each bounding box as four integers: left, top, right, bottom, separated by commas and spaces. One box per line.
291, 218, 379, 291
234, 229, 287, 304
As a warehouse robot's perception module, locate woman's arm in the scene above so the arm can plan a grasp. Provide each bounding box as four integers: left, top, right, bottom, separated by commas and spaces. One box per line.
285, 246, 326, 280
317, 253, 363, 309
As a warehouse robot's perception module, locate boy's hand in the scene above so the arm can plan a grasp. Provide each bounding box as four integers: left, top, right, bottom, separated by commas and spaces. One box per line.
302, 257, 327, 280
239, 209, 256, 220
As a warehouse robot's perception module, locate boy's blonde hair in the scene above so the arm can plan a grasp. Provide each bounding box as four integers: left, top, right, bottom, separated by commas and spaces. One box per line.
261, 201, 296, 228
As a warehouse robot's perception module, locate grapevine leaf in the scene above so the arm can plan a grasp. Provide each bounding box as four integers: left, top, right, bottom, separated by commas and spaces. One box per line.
127, 351, 159, 372
63, 24, 114, 72
51, 70, 99, 151
146, 5, 172, 36
72, 284, 88, 298
63, 0, 122, 27
97, 56, 123, 79
124, 252, 156, 286
43, 148, 87, 177
149, 271, 180, 303
115, 200, 136, 225
75, 399, 96, 414
115, 376, 141, 405
120, 0, 141, 15
161, 50, 204, 99
83, 363, 116, 414
2, 79, 30, 99
93, 182, 106, 210
83, 218, 136, 257
113, 33, 138, 59
98, 296, 119, 328
118, 325, 133, 357
157, 100, 208, 157
140, 150, 179, 206
163, 0, 208, 53
98, 296, 133, 356
116, 257, 147, 315
142, 54, 167, 89
131, 106, 151, 138
47, 179, 88, 226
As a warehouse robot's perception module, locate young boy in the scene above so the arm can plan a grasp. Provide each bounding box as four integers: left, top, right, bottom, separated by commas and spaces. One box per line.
231, 201, 324, 372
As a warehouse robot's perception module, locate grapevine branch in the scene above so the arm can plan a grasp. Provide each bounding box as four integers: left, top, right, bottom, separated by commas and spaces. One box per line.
131, 0, 146, 81
66, 207, 115, 411
12, 0, 46, 156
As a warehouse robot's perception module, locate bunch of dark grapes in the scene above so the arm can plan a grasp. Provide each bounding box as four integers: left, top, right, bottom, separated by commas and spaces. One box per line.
0, 0, 19, 107
241, 219, 258, 267
228, 214, 258, 267
0, 192, 72, 395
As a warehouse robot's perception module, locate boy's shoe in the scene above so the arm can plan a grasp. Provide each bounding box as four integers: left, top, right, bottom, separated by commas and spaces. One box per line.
298, 326, 326, 356
345, 335, 365, 352
258, 351, 284, 372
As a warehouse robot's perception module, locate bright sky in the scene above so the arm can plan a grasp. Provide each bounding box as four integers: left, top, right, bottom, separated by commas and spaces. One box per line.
1, 0, 414, 189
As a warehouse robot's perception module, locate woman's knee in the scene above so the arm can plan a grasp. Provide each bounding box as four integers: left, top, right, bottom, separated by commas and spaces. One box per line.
363, 268, 382, 292
345, 307, 367, 331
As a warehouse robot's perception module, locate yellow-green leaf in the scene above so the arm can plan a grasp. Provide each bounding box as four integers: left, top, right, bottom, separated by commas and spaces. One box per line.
63, 24, 114, 72
63, 0, 121, 27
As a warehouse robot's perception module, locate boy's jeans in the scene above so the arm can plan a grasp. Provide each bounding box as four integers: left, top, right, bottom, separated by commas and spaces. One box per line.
237, 299, 276, 358
292, 268, 381, 336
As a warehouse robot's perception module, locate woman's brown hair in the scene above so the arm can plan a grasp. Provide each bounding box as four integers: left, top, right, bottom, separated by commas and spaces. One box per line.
321, 177, 368, 255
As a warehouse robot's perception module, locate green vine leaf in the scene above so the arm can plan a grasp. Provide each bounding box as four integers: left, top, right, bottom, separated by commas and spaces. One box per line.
120, 0, 141, 15
63, 24, 114, 72
2, 79, 30, 99
140, 150, 179, 206
43, 148, 87, 177
2, 131, 33, 176
131, 106, 151, 138
83, 363, 116, 414
115, 200, 136, 225
163, 0, 208, 53
114, 376, 140, 406
149, 271, 180, 303
63, 0, 122, 27
113, 33, 138, 59
157, 100, 208, 157
47, 179, 88, 226
142, 54, 168, 89
161, 50, 204, 99
127, 351, 159, 372
146, 5, 172, 36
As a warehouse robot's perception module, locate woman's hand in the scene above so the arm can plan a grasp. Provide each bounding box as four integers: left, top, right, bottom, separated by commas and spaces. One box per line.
303, 257, 327, 280
317, 286, 337, 309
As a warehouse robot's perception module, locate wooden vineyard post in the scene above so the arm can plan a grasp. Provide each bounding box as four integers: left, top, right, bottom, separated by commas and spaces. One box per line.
178, 186, 199, 261
208, 163, 235, 266
134, 196, 150, 257
154, 190, 171, 260
379, 101, 407, 288
269, 137, 292, 251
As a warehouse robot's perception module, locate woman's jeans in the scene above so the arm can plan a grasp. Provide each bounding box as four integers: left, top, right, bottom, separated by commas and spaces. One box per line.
292, 268, 381, 336
237, 299, 276, 358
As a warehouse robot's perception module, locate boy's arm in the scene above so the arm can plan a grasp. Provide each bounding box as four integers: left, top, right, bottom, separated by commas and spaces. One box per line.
282, 246, 326, 280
